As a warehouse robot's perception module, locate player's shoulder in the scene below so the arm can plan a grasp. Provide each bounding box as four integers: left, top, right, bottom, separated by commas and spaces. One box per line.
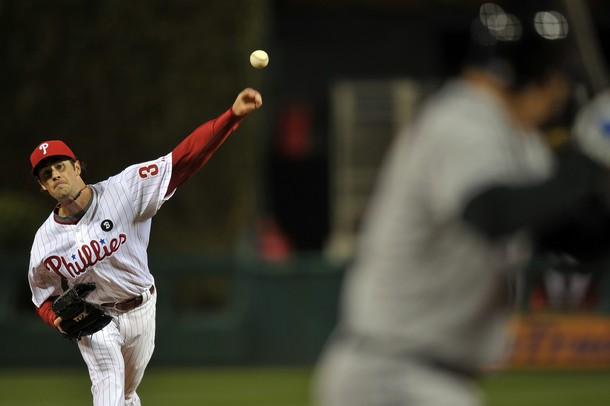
423, 81, 508, 141
109, 153, 172, 183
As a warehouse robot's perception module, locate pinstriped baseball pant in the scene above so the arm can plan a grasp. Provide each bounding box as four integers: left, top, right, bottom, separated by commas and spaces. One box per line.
78, 289, 157, 406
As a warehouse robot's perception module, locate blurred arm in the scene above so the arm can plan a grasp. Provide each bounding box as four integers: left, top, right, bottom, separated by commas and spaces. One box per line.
462, 145, 610, 258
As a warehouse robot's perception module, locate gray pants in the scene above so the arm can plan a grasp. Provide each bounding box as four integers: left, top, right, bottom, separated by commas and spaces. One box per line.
313, 335, 482, 406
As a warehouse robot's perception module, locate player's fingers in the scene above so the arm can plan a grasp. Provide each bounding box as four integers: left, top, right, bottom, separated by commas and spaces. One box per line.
253, 92, 263, 108
54, 317, 67, 334
240, 87, 258, 97
241, 88, 262, 107
245, 94, 263, 110
233, 88, 262, 116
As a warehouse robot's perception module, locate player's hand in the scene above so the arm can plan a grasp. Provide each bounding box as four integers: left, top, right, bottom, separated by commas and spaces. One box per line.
232, 88, 263, 117
54, 316, 67, 334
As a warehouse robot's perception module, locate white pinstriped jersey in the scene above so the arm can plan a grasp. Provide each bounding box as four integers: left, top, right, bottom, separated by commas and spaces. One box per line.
28, 153, 174, 307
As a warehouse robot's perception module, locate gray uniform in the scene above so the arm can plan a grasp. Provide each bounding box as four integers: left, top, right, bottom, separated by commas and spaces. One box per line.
315, 79, 553, 406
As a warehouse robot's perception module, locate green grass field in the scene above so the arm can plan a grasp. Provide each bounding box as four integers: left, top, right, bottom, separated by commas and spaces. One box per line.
1, 367, 609, 405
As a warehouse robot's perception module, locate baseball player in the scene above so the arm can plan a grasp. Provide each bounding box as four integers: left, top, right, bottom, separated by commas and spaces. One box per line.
314, 2, 610, 406
28, 88, 262, 406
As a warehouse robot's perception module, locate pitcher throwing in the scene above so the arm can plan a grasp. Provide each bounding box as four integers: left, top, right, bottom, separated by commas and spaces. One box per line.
28, 88, 262, 405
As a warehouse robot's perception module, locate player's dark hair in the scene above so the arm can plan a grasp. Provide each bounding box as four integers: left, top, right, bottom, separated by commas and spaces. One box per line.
464, 0, 572, 90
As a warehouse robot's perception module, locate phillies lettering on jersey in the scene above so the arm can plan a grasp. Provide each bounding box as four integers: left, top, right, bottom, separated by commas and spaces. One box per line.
43, 233, 128, 278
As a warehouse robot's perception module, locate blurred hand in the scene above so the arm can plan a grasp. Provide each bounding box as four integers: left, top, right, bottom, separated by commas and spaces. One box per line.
232, 88, 263, 117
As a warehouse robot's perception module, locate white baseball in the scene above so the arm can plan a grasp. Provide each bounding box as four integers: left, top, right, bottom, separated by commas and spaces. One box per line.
250, 50, 269, 69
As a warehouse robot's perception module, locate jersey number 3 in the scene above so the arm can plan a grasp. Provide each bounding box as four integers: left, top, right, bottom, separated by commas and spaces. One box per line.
138, 164, 159, 179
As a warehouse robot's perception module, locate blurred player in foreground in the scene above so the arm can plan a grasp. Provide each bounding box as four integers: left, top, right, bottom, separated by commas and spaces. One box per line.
27, 88, 262, 405
314, 1, 610, 405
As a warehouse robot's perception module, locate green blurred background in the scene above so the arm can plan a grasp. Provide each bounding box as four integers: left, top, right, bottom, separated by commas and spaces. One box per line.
3, 0, 610, 404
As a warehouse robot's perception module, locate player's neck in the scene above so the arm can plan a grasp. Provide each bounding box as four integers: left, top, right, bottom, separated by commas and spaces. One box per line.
57, 186, 92, 217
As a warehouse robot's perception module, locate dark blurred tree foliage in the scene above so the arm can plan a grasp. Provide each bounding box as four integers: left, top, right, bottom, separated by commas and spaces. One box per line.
0, 0, 268, 254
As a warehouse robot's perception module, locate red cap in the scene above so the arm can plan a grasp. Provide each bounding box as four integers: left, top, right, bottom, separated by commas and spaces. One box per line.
30, 140, 76, 176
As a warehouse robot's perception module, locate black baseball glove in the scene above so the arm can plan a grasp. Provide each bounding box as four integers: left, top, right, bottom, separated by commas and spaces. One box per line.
52, 282, 113, 341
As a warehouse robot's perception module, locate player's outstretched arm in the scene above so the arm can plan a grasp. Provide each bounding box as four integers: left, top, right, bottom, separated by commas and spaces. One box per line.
167, 88, 263, 194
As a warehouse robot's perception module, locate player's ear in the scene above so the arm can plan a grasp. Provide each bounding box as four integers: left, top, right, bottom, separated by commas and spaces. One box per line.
74, 160, 81, 176
38, 180, 47, 192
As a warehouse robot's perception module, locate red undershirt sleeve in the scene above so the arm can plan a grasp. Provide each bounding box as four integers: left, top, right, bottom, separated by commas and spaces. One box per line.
36, 299, 57, 328
167, 107, 245, 195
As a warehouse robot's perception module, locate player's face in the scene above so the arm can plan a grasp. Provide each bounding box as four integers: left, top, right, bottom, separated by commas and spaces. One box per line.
37, 159, 82, 201
513, 73, 569, 129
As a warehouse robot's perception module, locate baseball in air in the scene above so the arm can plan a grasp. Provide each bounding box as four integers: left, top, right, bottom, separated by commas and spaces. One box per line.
250, 50, 269, 69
